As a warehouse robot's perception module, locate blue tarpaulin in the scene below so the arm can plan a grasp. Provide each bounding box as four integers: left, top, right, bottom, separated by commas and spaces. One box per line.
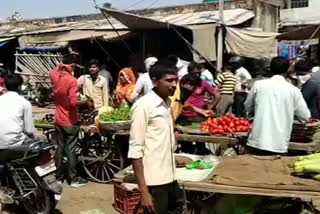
0, 41, 10, 48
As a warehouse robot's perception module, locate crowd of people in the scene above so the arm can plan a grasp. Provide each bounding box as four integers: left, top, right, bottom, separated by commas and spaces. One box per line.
1, 52, 320, 213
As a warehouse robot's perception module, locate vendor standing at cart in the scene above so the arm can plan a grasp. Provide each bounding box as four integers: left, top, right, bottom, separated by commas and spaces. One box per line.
245, 57, 311, 156
128, 59, 184, 214
50, 60, 93, 187
78, 59, 109, 110
178, 62, 220, 123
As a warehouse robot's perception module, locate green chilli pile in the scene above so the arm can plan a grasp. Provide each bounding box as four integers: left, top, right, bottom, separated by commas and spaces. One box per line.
98, 103, 131, 122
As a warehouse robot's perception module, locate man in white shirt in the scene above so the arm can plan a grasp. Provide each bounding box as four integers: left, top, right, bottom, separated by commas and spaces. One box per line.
201, 68, 215, 86
230, 56, 252, 117
130, 57, 158, 102
78, 59, 109, 109
128, 59, 184, 214
245, 57, 310, 155
0, 73, 37, 149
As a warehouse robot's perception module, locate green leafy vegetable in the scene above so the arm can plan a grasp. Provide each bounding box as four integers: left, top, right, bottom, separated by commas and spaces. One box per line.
99, 102, 131, 122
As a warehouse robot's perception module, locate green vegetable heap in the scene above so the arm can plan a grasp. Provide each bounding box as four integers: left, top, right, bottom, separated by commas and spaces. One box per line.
34, 119, 53, 125
98, 102, 131, 122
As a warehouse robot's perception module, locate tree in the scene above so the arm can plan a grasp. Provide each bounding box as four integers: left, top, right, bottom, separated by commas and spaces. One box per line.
103, 2, 112, 8
8, 12, 24, 21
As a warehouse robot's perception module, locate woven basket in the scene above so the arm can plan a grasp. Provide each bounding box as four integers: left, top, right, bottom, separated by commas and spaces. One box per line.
98, 120, 131, 131
290, 120, 320, 143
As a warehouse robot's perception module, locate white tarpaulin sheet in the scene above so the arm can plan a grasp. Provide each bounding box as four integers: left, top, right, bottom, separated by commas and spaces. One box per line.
225, 27, 279, 59
189, 24, 217, 62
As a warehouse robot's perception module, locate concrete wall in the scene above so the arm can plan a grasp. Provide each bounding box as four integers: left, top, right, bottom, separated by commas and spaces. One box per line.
251, 0, 278, 32
281, 0, 320, 26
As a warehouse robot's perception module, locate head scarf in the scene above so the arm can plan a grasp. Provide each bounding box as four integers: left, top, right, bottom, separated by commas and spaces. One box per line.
57, 64, 74, 74
116, 68, 136, 106
144, 57, 158, 72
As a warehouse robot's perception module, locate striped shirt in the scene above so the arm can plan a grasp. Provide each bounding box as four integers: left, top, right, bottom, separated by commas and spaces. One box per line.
215, 71, 238, 95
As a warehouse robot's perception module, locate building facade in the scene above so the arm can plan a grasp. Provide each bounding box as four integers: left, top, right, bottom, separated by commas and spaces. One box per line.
281, 0, 320, 27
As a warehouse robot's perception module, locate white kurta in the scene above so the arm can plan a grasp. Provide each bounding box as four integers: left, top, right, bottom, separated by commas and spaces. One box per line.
245, 75, 310, 153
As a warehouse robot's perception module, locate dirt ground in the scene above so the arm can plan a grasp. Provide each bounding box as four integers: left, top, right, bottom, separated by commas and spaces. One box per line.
20, 106, 118, 214
56, 183, 117, 214
3, 183, 118, 214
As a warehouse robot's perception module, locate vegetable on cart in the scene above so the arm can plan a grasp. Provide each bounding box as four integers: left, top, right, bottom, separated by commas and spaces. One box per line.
200, 114, 252, 135
292, 153, 320, 181
97, 102, 131, 131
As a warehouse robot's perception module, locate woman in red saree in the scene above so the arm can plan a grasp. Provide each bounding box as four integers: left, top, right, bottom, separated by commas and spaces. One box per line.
115, 68, 136, 107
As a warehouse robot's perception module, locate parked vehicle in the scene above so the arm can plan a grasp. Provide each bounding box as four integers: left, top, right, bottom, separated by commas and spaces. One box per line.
0, 140, 62, 214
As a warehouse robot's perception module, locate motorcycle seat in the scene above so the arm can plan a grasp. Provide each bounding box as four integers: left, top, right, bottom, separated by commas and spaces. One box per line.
0, 144, 33, 164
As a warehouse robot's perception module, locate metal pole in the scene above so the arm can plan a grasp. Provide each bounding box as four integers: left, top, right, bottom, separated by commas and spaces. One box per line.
217, 0, 224, 71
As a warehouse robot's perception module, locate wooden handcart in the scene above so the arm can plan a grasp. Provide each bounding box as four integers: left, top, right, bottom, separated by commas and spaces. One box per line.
35, 122, 129, 184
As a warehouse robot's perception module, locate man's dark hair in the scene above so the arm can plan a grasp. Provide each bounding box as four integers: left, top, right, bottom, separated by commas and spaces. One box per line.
167, 55, 178, 66
88, 59, 101, 67
180, 73, 201, 87
270, 57, 289, 75
294, 58, 313, 74
187, 62, 202, 74
149, 59, 178, 80
5, 73, 24, 92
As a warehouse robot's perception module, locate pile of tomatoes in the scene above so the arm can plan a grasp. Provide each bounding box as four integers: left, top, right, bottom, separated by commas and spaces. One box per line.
200, 114, 252, 135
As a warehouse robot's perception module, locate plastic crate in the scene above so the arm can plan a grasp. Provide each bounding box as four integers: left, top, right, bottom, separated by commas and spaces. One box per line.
114, 184, 143, 214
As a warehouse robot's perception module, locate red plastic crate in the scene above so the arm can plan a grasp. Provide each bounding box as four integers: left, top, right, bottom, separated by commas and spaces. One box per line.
114, 184, 144, 214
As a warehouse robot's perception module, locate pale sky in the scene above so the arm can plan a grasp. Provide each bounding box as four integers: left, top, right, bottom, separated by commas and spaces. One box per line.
0, 0, 201, 20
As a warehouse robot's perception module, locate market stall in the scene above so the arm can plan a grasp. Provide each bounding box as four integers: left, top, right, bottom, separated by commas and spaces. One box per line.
34, 109, 130, 184
113, 154, 320, 213
175, 115, 319, 155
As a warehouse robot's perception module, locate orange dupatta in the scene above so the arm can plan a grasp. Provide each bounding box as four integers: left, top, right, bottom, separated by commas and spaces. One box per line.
116, 68, 136, 106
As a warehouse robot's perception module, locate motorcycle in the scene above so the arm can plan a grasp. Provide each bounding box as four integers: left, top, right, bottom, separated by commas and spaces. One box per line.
0, 140, 62, 214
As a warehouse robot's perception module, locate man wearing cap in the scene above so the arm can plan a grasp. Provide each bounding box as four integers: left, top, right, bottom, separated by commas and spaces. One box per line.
130, 57, 158, 102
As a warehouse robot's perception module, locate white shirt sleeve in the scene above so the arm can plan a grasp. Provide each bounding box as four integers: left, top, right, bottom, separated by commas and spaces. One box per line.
242, 68, 252, 80
23, 100, 35, 135
294, 89, 311, 121
130, 75, 144, 101
244, 83, 257, 114
128, 103, 148, 159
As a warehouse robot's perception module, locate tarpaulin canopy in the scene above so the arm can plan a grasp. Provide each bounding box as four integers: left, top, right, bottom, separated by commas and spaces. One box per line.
101, 8, 254, 62
18, 30, 130, 48
189, 24, 217, 62
225, 27, 279, 59
277, 25, 320, 41
101, 8, 255, 29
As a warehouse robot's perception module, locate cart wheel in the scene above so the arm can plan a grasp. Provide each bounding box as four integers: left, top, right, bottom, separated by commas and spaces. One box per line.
80, 135, 124, 183
186, 191, 215, 214
76, 129, 86, 155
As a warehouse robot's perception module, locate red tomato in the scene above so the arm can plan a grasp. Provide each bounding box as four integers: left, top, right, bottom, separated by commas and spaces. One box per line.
223, 125, 229, 131
235, 120, 240, 126
241, 126, 247, 132
236, 127, 241, 132
224, 117, 231, 124
229, 122, 235, 128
